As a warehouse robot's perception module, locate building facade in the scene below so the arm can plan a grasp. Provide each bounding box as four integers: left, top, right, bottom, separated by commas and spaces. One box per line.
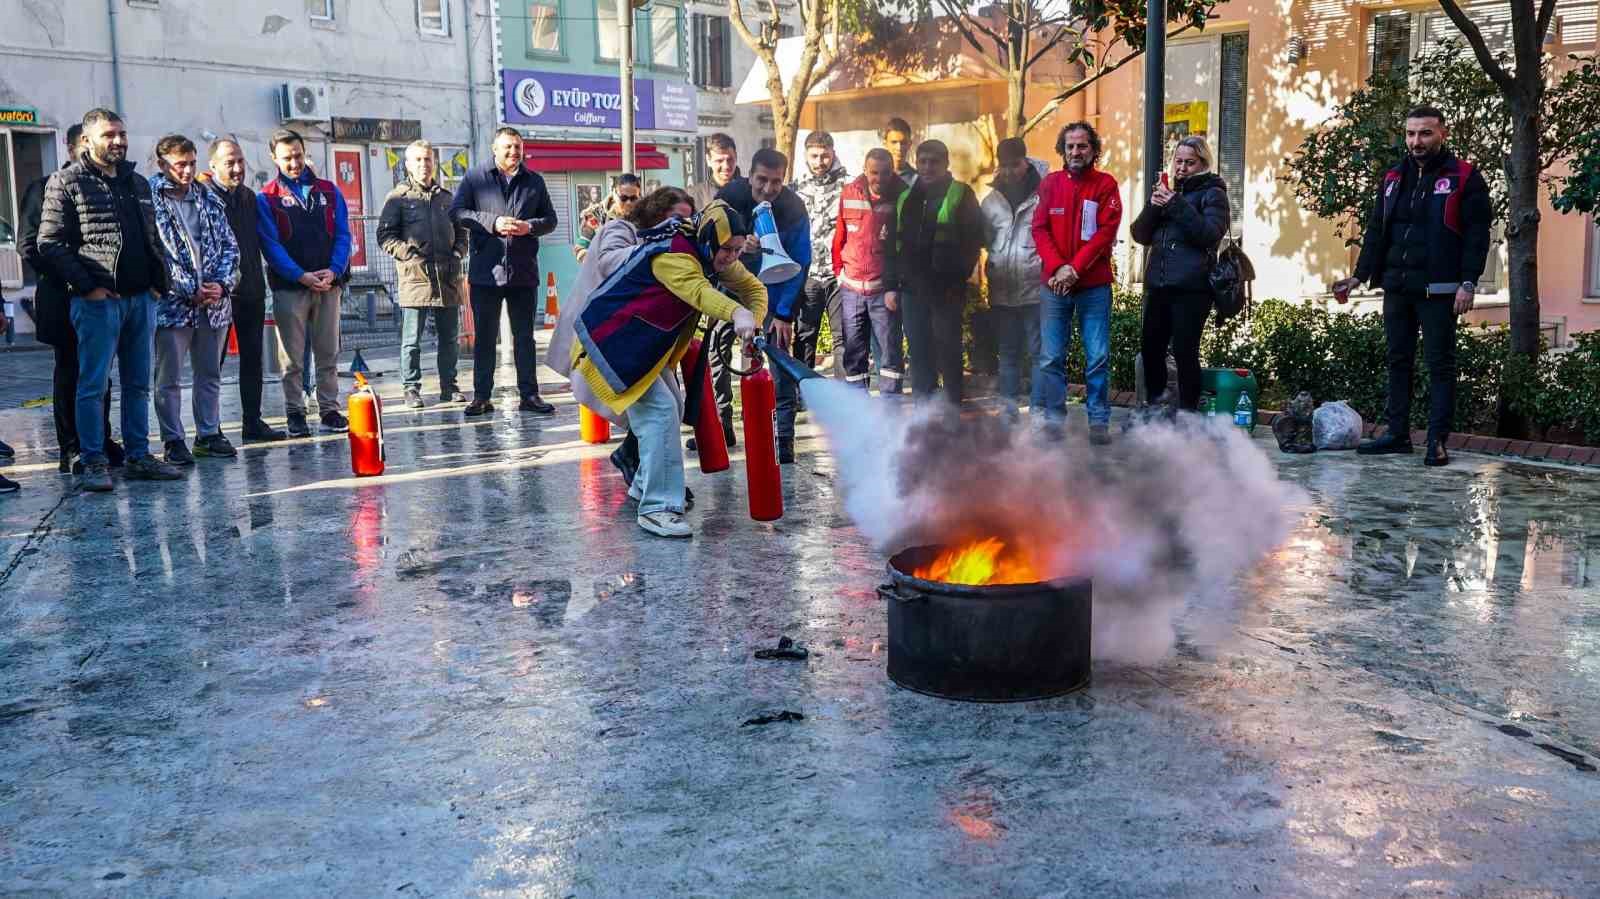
494, 0, 700, 296
0, 0, 499, 334
685, 1, 796, 179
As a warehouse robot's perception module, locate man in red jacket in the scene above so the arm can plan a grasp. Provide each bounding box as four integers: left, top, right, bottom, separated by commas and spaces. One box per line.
1031, 121, 1122, 444
832, 148, 905, 392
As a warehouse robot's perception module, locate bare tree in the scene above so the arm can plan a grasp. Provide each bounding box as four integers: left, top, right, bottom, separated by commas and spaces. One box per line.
729, 0, 846, 172
902, 0, 1217, 138
1436, 0, 1558, 356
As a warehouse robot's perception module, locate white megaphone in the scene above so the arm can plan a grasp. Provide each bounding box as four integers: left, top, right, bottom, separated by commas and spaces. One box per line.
752, 201, 801, 285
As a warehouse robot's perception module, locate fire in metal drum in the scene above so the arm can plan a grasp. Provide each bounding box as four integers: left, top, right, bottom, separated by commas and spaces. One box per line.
881, 545, 1092, 702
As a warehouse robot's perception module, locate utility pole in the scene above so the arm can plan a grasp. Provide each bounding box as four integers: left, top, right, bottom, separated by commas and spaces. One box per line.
619, 0, 636, 175
1143, 0, 1166, 200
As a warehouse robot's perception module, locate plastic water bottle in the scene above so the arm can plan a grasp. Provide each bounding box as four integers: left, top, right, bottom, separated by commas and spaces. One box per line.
1233, 391, 1254, 431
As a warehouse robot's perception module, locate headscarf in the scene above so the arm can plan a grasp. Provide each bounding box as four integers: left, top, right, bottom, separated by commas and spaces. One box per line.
691, 200, 750, 275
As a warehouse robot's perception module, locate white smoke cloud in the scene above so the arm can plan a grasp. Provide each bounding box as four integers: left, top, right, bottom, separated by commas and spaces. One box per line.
801, 379, 1308, 663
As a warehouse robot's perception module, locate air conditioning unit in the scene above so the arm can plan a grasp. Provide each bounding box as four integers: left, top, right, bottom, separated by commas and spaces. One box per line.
278, 82, 330, 122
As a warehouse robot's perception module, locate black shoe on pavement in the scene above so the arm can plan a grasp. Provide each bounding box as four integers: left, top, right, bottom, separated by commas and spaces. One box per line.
1358, 433, 1414, 455
685, 437, 697, 454
0, 439, 13, 459
609, 432, 640, 487
520, 396, 556, 415
125, 455, 184, 481
321, 411, 349, 433
193, 433, 237, 458
105, 439, 126, 468
164, 439, 195, 466
440, 389, 467, 403
1424, 439, 1451, 467
78, 461, 113, 493
242, 419, 288, 443
778, 437, 795, 464
286, 412, 313, 438
0, 472, 18, 493
721, 412, 738, 449
684, 486, 695, 511
405, 387, 425, 409
464, 399, 494, 416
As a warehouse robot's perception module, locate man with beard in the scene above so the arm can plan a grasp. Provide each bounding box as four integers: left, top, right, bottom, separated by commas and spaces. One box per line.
832, 148, 906, 394
1333, 105, 1490, 466
791, 131, 847, 390
717, 147, 811, 463
38, 108, 184, 491
884, 139, 982, 406
1032, 121, 1122, 444
981, 137, 1046, 415
20, 124, 124, 472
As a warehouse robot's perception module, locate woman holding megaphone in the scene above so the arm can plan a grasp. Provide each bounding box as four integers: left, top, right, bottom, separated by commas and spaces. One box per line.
567, 200, 766, 538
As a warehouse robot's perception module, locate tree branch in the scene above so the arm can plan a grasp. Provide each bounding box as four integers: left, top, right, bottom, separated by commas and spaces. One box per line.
1535, 0, 1560, 43
1025, 25, 1076, 72
1436, 0, 1513, 90
1017, 20, 1200, 137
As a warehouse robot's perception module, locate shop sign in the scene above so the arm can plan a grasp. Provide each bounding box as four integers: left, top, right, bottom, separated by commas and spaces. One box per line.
0, 107, 39, 125
502, 69, 696, 133
331, 117, 422, 143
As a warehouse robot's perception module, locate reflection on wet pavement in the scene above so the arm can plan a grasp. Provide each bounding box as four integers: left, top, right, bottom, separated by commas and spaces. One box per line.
1, 395, 1597, 896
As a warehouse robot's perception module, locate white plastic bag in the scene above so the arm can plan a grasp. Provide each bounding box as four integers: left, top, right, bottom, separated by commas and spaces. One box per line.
1313, 400, 1363, 450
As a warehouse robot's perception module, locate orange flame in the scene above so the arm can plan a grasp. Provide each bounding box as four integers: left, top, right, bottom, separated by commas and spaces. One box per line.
913, 538, 1039, 586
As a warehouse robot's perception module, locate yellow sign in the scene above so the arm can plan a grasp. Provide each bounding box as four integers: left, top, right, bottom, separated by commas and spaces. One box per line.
1164, 101, 1209, 135
0, 107, 39, 125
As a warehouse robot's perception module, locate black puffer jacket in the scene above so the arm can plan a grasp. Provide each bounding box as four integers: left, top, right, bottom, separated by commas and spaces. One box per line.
1131, 172, 1230, 292
18, 171, 71, 347
37, 155, 169, 297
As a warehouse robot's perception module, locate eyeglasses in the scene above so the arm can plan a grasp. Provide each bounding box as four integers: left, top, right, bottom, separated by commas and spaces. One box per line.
618, 194, 641, 203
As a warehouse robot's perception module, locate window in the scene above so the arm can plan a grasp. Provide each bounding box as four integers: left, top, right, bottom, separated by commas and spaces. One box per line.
418, 0, 448, 35
597, 4, 621, 60
648, 5, 683, 69
1369, 10, 1412, 78
528, 2, 561, 55
1218, 32, 1248, 238
692, 13, 732, 88
1370, 0, 1595, 77
308, 0, 333, 21
1590, 220, 1600, 297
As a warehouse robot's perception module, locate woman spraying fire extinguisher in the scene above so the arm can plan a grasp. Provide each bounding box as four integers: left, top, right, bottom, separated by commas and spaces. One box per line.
568, 200, 766, 538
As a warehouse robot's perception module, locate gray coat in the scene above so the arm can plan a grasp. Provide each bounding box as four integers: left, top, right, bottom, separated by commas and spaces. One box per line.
980, 183, 1042, 307
379, 179, 470, 308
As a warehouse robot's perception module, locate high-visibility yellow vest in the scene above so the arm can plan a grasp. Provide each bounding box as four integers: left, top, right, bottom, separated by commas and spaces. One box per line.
896, 179, 970, 255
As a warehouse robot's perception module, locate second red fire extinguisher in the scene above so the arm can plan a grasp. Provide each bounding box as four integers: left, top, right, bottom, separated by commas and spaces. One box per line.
740, 354, 782, 522
679, 338, 729, 474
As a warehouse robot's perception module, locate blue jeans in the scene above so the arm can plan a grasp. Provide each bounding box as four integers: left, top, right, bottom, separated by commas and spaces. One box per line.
70, 291, 156, 464
628, 376, 687, 516
400, 306, 460, 392
990, 303, 1041, 409
1036, 283, 1111, 424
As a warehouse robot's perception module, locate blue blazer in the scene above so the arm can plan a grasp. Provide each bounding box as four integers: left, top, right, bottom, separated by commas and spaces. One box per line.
449, 162, 558, 288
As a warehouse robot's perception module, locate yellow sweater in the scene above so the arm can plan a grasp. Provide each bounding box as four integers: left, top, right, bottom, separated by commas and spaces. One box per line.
573, 253, 768, 415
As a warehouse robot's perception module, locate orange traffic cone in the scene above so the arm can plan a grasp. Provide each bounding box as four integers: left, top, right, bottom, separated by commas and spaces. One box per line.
226, 324, 240, 356
543, 271, 559, 329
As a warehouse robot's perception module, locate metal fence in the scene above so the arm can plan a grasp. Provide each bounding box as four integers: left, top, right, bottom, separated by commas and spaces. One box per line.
339, 215, 404, 353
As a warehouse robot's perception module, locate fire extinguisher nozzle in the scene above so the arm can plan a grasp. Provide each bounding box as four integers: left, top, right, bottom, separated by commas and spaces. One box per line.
752, 336, 823, 385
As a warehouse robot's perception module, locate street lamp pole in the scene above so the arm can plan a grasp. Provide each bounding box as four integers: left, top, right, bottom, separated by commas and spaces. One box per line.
1143, 0, 1166, 200
619, 0, 636, 175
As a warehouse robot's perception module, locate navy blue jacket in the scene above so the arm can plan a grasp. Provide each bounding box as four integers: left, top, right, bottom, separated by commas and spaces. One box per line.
449, 162, 558, 288
716, 178, 812, 322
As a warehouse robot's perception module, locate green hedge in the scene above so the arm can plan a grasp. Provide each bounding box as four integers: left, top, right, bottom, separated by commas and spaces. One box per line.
823, 287, 1599, 445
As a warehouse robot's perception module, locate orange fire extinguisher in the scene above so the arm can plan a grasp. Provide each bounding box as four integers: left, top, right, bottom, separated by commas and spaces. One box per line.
740, 349, 782, 522
348, 372, 385, 477
579, 404, 611, 443
679, 337, 729, 474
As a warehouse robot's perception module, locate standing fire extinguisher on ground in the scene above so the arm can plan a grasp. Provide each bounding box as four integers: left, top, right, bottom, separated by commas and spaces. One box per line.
740, 346, 782, 521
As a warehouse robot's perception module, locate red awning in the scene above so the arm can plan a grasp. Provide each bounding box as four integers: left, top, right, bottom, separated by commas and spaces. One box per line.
522, 141, 669, 172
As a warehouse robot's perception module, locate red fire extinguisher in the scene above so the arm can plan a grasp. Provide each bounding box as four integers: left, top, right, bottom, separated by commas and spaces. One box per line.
679, 338, 729, 474
741, 353, 782, 522
348, 372, 385, 477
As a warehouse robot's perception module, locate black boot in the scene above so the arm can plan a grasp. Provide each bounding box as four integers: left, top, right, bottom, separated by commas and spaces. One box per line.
1424, 438, 1450, 467
1357, 433, 1413, 455
722, 410, 738, 449
778, 437, 795, 464
610, 430, 640, 486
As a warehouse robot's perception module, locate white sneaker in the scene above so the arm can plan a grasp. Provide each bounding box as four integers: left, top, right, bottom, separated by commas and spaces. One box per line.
637, 510, 692, 538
